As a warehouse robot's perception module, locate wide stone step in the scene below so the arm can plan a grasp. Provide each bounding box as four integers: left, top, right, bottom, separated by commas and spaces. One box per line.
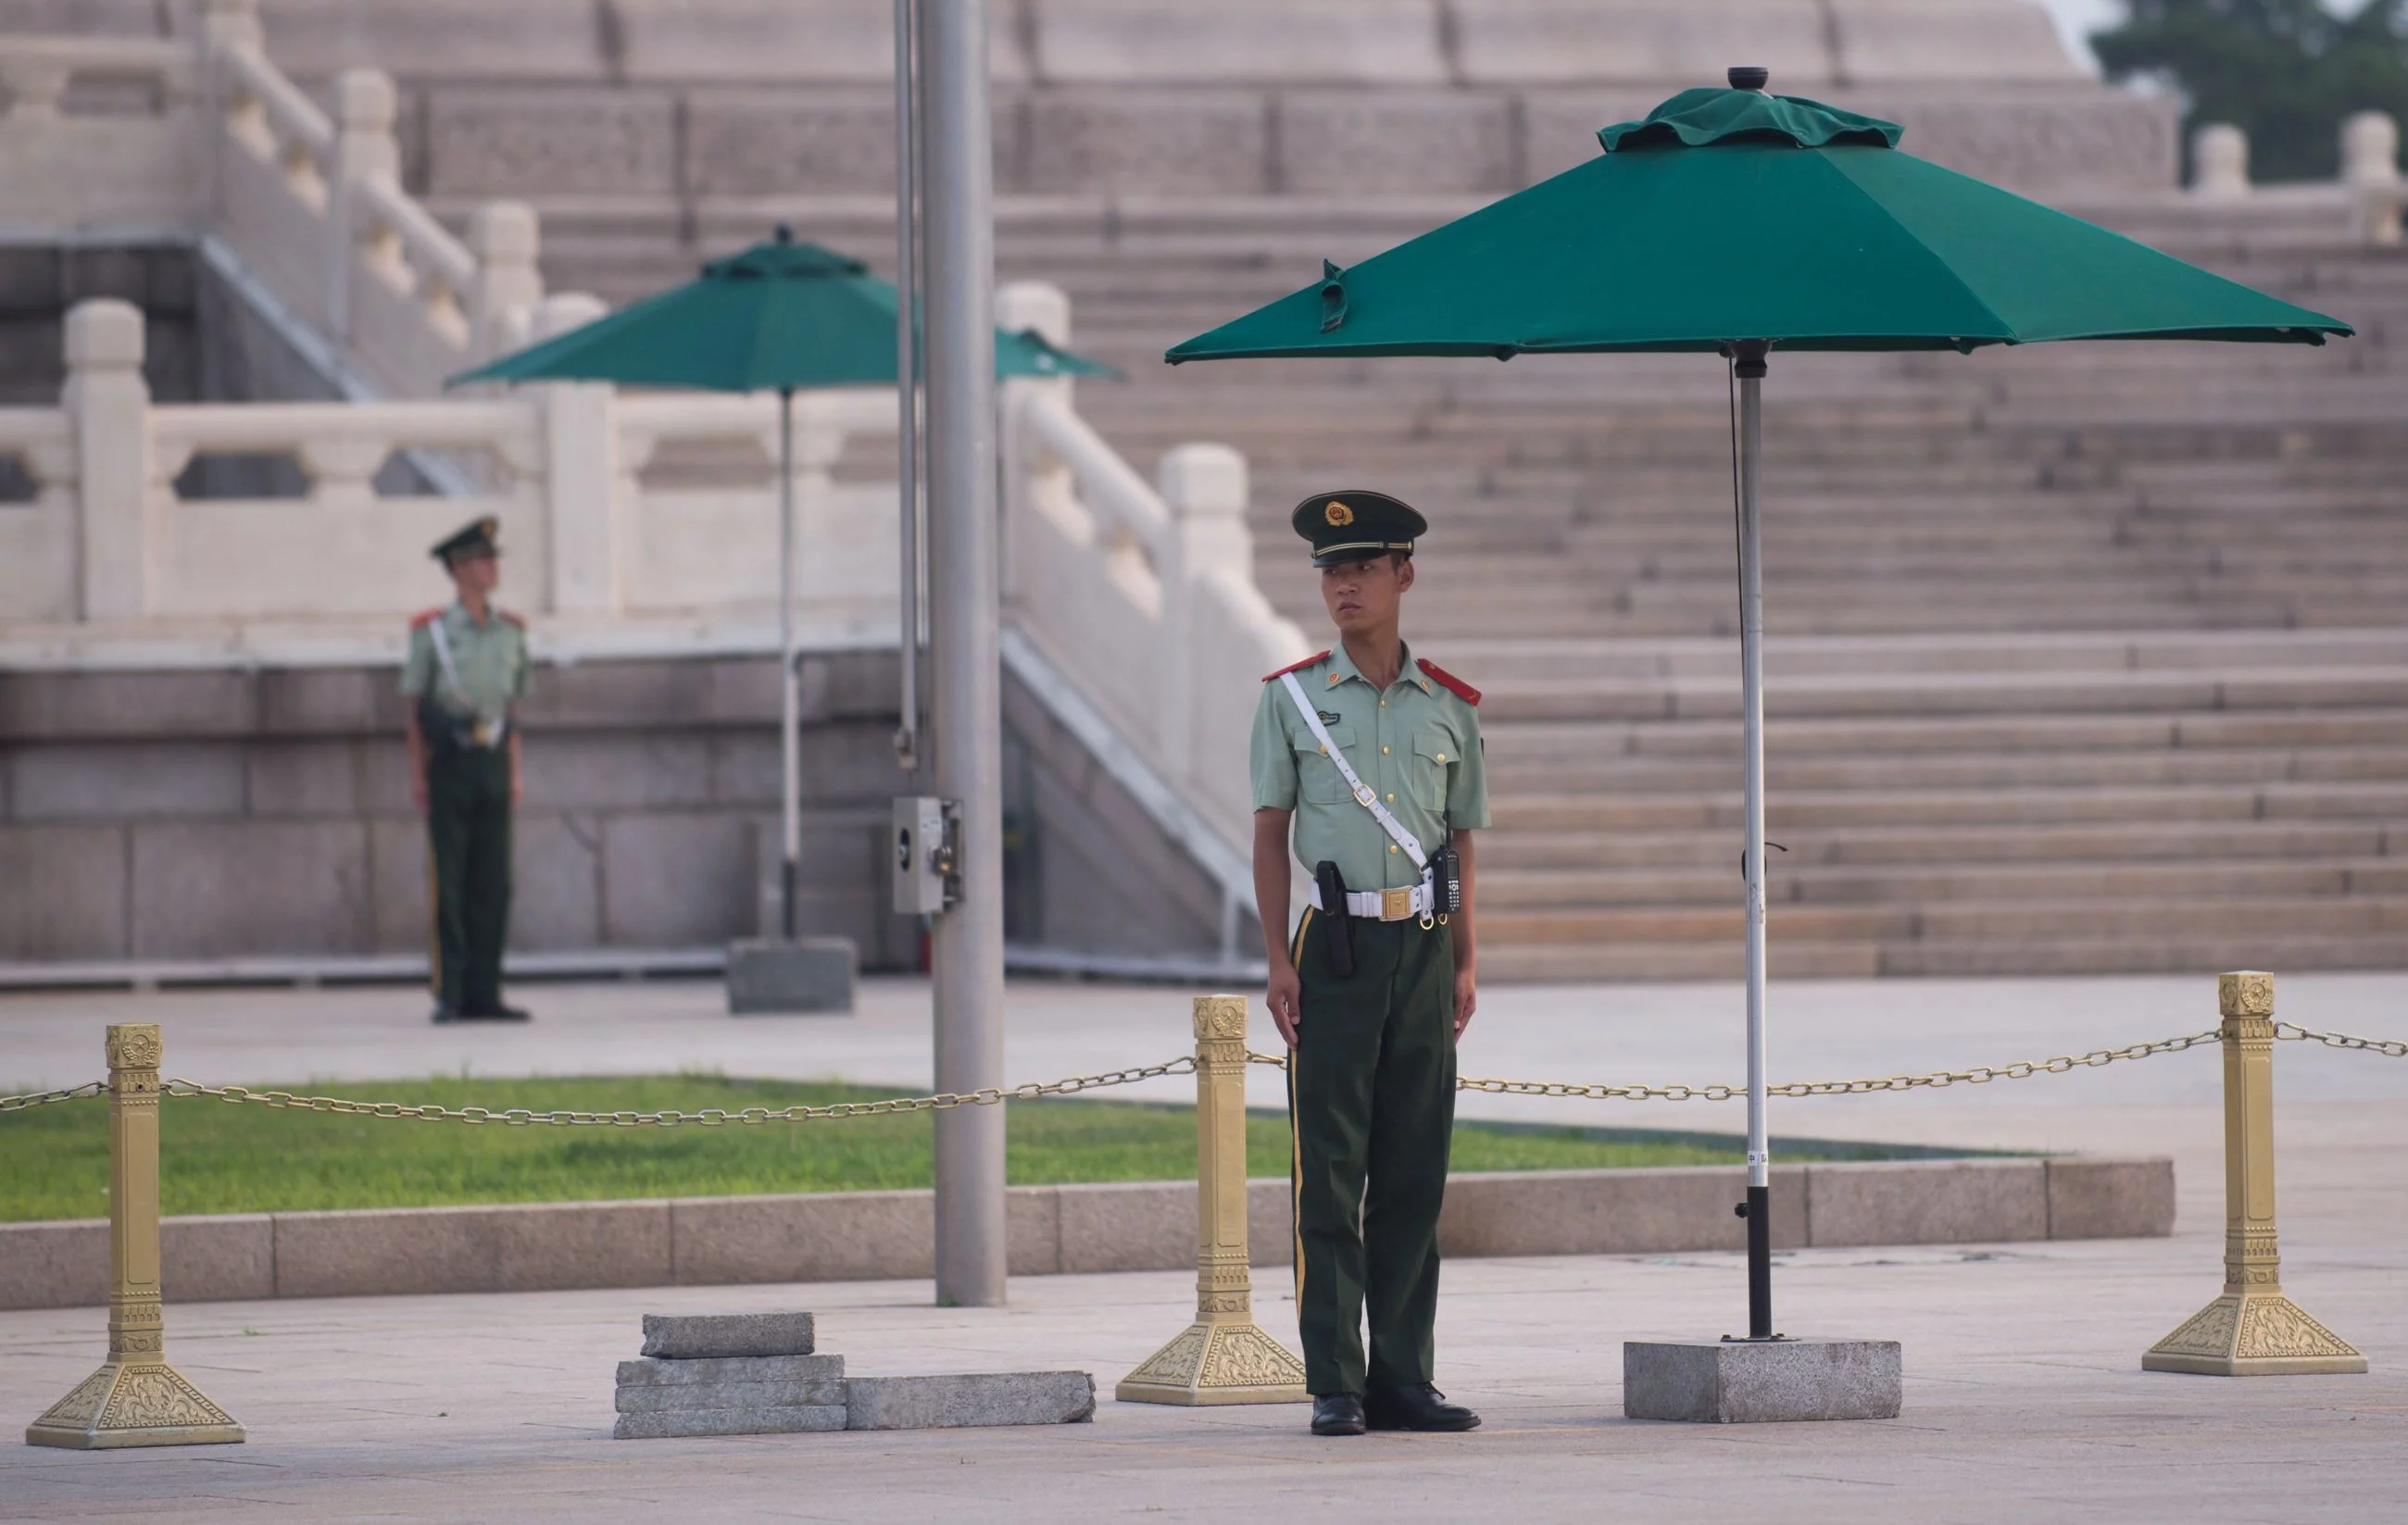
1477, 858, 2405, 910
1474, 669, 2408, 724
1479, 931, 2408, 982
1488, 781, 2408, 832
1486, 745, 2408, 794
1482, 895, 2408, 947
1477, 819, 2391, 870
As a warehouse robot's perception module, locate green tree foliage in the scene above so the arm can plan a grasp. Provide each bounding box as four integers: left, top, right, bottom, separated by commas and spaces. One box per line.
2092, 0, 2408, 181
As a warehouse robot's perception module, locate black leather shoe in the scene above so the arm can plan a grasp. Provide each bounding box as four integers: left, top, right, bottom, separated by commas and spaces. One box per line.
459, 1004, 532, 1022
1310, 1394, 1366, 1436
430, 1002, 458, 1024
1363, 1383, 1480, 1432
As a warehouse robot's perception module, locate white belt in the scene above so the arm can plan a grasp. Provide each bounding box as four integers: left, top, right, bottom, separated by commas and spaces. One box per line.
1309, 878, 1435, 923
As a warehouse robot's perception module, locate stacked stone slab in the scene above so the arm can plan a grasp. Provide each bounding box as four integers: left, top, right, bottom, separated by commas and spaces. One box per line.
615, 1312, 1097, 1439
614, 1313, 846, 1440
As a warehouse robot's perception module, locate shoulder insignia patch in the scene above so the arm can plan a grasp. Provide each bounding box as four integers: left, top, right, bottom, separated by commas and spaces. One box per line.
1262, 650, 1330, 682
1417, 657, 1481, 706
408, 606, 445, 630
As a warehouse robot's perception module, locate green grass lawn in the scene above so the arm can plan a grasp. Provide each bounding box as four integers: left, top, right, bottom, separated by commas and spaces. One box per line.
0, 1072, 1916, 1222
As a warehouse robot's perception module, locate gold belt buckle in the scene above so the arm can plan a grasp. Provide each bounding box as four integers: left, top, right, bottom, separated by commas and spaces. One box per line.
1380, 886, 1412, 922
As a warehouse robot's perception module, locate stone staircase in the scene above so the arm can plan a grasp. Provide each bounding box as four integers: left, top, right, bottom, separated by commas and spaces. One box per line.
523, 199, 2408, 980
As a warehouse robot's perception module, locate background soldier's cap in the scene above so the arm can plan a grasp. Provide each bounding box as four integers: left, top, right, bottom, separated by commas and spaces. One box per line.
1290, 490, 1426, 567
430, 516, 501, 564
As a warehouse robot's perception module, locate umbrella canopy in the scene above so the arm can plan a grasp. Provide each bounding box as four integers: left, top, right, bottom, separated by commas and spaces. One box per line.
1165, 74, 2355, 1350
454, 229, 1115, 391
1169, 85, 2351, 362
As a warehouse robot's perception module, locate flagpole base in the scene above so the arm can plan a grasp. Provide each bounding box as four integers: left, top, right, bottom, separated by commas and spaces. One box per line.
26, 1359, 245, 1449
1116, 1320, 1310, 1406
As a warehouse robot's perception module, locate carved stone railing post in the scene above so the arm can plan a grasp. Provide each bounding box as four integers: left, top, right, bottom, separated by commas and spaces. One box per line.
1156, 442, 1249, 785
468, 201, 545, 364
64, 299, 153, 623
26, 1025, 245, 1448
2143, 972, 2367, 1376
2341, 111, 2402, 246
1118, 994, 1309, 1406
2190, 123, 2249, 200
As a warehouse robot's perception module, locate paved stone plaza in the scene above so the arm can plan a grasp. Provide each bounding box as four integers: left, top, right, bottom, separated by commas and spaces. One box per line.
4, 974, 2407, 1519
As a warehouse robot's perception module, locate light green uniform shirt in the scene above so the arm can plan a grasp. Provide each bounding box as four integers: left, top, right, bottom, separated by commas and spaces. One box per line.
1249, 642, 1489, 892
400, 603, 529, 722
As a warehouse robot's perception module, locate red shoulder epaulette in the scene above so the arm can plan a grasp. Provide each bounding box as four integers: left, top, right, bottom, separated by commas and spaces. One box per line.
1417, 657, 1481, 706
408, 606, 444, 629
1262, 651, 1331, 682
498, 610, 526, 629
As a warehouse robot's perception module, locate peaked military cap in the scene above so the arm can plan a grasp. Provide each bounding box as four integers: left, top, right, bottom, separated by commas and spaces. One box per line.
1291, 489, 1426, 567
431, 516, 501, 564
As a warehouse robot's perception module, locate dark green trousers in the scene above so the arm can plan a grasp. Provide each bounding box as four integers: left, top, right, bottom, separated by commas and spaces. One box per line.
1287, 906, 1458, 1397
424, 746, 511, 1013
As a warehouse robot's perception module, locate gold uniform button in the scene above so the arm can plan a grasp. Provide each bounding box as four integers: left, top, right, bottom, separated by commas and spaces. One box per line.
1379, 699, 1386, 707
1436, 753, 1446, 762
1389, 844, 1398, 854
1382, 745, 1390, 755
1386, 794, 1395, 803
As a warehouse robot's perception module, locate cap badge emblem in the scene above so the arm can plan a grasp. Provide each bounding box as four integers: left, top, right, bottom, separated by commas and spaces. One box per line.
1323, 500, 1354, 527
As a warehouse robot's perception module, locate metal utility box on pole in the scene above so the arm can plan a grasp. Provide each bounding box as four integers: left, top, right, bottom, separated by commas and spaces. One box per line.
918, 0, 1009, 1307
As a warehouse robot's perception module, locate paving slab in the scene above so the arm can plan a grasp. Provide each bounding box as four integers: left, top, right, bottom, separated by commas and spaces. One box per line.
843, 1371, 1097, 1431
1624, 1337, 1903, 1422
614, 1354, 843, 1386
641, 1310, 816, 1358
611, 1403, 848, 1441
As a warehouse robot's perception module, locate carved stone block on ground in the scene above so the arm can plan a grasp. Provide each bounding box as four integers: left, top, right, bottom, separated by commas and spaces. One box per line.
611, 1404, 847, 1441
640, 1311, 816, 1360
843, 1372, 1097, 1431
616, 1355, 844, 1387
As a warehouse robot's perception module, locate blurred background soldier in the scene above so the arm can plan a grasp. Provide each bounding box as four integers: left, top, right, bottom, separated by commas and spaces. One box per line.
404, 517, 531, 1024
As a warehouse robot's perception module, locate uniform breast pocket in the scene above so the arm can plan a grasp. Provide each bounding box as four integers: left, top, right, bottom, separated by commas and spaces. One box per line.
1410, 729, 1455, 810
1295, 726, 1358, 805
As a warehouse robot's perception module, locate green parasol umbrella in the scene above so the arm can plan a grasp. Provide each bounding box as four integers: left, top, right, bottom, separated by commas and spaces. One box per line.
1169, 68, 2352, 1344
453, 226, 1110, 942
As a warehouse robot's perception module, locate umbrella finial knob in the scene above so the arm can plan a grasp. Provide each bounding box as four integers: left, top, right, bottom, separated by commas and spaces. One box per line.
773, 221, 794, 244
1728, 65, 1769, 94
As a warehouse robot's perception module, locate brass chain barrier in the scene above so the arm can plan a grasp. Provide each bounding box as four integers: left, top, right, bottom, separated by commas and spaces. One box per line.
0, 1081, 107, 1115
1252, 1029, 2227, 1099
156, 1056, 1198, 1128
8, 1021, 2401, 1128
2275, 1021, 2408, 1058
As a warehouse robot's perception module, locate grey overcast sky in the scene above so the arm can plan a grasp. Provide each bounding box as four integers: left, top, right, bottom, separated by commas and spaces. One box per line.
2037, 0, 2360, 71
2037, 0, 2119, 71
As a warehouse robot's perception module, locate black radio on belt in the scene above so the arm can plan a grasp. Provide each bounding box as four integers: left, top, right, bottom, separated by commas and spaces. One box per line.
1432, 838, 1463, 918
1312, 860, 1356, 978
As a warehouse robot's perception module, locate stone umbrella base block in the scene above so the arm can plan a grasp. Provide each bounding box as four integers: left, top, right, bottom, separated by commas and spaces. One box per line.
1624, 1338, 1902, 1423
725, 938, 855, 1015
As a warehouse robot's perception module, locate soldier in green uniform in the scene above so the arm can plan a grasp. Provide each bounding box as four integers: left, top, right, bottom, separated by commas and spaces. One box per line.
403, 517, 532, 1024
1249, 489, 1487, 1438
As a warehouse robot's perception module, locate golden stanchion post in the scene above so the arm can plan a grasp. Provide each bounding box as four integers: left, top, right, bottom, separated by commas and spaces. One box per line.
1117, 994, 1310, 1405
2142, 972, 2367, 1377
26, 1024, 245, 1448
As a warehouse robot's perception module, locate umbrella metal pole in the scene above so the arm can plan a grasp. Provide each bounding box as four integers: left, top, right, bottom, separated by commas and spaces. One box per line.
892, 0, 922, 774
778, 386, 800, 942
1735, 340, 1775, 1342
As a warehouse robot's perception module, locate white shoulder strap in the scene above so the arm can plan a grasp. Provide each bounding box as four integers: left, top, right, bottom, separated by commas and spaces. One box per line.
1280, 671, 1427, 872
425, 614, 470, 707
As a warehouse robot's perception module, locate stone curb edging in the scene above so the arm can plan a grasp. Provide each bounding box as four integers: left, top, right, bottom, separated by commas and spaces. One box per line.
0, 1157, 2170, 1312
